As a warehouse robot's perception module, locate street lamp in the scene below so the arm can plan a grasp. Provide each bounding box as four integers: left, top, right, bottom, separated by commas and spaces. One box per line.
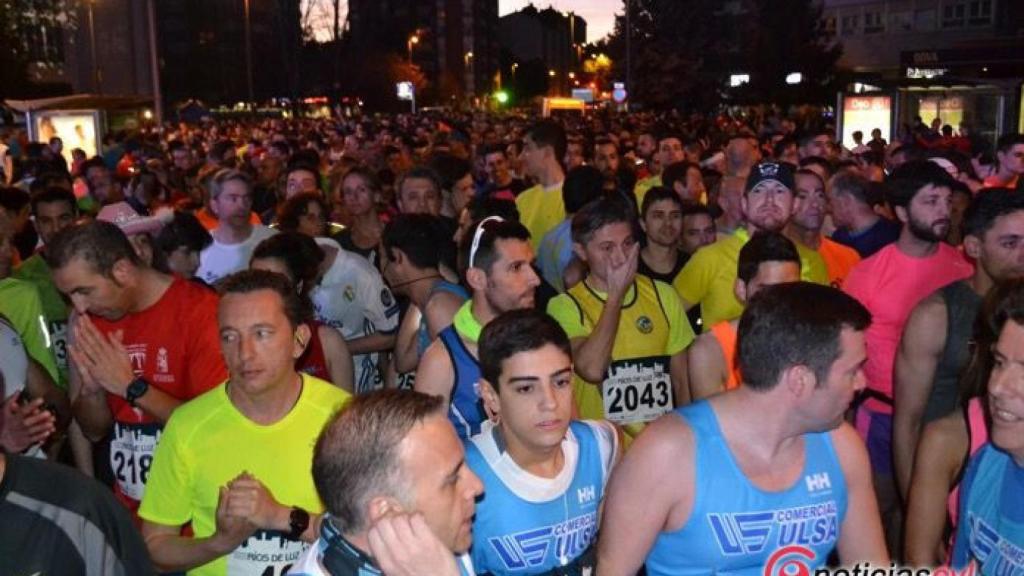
548, 69, 556, 77
464, 51, 474, 66
407, 34, 419, 64
511, 62, 518, 77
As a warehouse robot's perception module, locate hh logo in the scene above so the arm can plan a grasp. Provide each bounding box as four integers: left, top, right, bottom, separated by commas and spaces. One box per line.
804, 473, 831, 493
578, 485, 596, 505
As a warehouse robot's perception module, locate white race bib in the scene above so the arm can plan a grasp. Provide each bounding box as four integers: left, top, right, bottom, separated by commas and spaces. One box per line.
602, 356, 673, 425
110, 421, 161, 501
227, 529, 308, 576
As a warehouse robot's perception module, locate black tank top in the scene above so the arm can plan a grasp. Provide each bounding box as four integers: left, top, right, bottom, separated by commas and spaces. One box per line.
923, 280, 981, 424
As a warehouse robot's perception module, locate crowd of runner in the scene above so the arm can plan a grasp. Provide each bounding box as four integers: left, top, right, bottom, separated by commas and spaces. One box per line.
0, 107, 1023, 576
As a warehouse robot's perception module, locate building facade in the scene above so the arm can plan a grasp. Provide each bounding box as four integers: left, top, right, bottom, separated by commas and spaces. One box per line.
347, 0, 500, 102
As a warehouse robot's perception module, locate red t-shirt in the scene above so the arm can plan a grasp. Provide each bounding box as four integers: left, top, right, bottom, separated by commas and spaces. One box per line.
91, 277, 226, 510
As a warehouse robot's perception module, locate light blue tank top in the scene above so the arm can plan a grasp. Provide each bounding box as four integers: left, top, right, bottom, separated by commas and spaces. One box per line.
646, 401, 848, 576
466, 421, 615, 575
952, 442, 1024, 575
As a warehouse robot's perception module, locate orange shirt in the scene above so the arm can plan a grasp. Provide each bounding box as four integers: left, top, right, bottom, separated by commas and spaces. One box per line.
194, 207, 262, 231
983, 174, 1019, 189
819, 236, 861, 290
710, 321, 741, 391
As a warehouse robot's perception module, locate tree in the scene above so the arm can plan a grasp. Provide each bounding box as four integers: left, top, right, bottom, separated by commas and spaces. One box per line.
604, 0, 841, 111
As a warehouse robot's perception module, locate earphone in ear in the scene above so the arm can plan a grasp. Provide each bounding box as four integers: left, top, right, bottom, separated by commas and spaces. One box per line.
295, 335, 306, 348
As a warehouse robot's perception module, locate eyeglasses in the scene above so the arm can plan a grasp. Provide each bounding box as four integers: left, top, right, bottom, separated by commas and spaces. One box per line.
468, 216, 504, 269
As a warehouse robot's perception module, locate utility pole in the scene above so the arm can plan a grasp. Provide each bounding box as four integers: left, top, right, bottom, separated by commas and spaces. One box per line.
625, 0, 632, 111
244, 0, 254, 107
87, 0, 102, 94
146, 0, 163, 124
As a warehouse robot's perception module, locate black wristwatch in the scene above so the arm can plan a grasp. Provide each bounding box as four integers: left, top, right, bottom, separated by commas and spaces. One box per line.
288, 507, 310, 540
125, 376, 150, 406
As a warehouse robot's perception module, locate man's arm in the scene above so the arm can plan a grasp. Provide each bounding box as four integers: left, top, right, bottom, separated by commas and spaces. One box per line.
833, 423, 889, 564
687, 334, 726, 401
142, 486, 254, 572
70, 316, 184, 424
423, 292, 464, 340
893, 294, 946, 500
904, 413, 967, 566
413, 340, 455, 410
669, 349, 690, 407
570, 244, 638, 384
597, 413, 694, 575
346, 332, 397, 355
319, 325, 354, 393
392, 307, 422, 375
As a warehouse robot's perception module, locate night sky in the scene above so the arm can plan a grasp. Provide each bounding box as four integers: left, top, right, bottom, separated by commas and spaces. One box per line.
498, 0, 621, 43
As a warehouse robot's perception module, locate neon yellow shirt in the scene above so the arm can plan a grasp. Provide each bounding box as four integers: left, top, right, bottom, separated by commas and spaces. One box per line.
672, 229, 829, 331
633, 174, 662, 207
516, 183, 565, 250
547, 275, 694, 438
138, 374, 351, 576
14, 254, 70, 388
0, 278, 60, 386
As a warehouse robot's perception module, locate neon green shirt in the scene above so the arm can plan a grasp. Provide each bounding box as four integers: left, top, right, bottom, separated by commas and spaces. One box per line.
138, 374, 351, 576
0, 278, 60, 386
516, 183, 565, 251
672, 229, 828, 331
633, 174, 662, 207
14, 254, 70, 388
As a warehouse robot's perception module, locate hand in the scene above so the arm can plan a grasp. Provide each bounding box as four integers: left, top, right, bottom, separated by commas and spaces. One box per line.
0, 394, 56, 453
605, 242, 639, 302
224, 472, 286, 532
69, 316, 135, 397
367, 513, 459, 576
212, 485, 257, 554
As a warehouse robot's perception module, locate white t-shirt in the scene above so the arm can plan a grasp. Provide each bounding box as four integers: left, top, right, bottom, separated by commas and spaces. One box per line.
310, 245, 399, 393
196, 225, 277, 285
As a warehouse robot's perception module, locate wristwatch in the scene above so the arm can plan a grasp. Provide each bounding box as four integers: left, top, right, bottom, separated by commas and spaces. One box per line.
125, 376, 150, 406
288, 507, 310, 540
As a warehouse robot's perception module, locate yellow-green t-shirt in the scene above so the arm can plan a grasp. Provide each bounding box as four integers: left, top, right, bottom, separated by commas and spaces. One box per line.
14, 253, 70, 388
672, 229, 829, 331
0, 277, 60, 386
633, 174, 662, 208
516, 183, 565, 250
547, 275, 694, 437
138, 374, 351, 576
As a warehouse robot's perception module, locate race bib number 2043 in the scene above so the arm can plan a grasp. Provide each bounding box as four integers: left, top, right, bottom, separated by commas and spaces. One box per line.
602, 356, 673, 425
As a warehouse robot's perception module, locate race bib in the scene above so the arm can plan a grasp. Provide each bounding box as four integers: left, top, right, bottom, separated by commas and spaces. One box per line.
602, 356, 673, 425
49, 320, 69, 372
227, 529, 308, 576
110, 421, 162, 501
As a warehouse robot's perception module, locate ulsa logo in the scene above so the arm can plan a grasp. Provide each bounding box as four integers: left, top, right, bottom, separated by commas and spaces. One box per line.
804, 472, 831, 493
577, 484, 596, 504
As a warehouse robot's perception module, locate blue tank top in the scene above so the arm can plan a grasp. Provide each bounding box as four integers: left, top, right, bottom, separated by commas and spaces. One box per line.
439, 325, 485, 440
646, 402, 848, 576
417, 280, 469, 357
952, 443, 1024, 575
466, 421, 616, 575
